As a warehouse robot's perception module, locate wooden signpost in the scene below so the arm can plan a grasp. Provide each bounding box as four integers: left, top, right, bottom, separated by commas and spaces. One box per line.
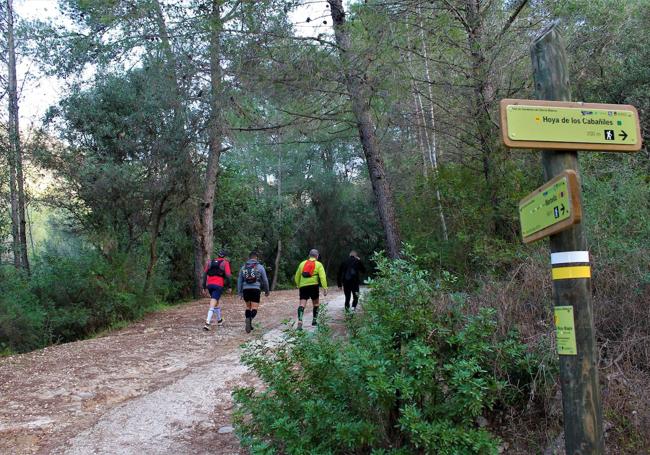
519, 170, 581, 244
496, 23, 641, 455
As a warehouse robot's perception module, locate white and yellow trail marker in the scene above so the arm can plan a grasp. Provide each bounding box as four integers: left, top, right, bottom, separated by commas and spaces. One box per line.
551, 250, 591, 281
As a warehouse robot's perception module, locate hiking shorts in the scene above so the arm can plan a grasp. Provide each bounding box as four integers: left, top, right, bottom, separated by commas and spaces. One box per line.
207, 285, 224, 300
242, 288, 261, 303
299, 284, 320, 301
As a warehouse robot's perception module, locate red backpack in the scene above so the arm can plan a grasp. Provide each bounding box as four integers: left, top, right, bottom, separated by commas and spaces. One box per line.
301, 260, 316, 278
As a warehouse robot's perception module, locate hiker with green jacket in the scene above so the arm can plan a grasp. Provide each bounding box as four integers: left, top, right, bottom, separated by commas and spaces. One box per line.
294, 248, 328, 330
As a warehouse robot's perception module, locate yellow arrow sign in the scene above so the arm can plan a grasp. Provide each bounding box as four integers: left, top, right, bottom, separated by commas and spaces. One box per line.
519, 170, 582, 244
500, 99, 642, 152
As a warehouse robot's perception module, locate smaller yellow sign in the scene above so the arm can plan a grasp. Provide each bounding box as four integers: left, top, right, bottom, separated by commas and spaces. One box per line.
554, 306, 577, 355
518, 170, 582, 244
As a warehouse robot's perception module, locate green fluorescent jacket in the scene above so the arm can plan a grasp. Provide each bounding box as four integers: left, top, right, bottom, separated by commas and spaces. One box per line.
294, 258, 328, 289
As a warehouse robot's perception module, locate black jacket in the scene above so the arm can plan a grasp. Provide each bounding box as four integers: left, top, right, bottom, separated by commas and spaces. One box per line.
337, 256, 366, 288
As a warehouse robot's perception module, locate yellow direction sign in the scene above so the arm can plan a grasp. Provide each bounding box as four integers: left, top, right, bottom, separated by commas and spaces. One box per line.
500, 99, 642, 152
554, 306, 578, 355
519, 170, 582, 244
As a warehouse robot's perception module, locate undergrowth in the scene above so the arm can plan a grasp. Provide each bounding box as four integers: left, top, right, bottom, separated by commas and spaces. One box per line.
234, 251, 553, 454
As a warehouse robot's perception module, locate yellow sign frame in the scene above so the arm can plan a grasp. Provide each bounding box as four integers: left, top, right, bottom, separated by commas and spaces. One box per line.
519, 170, 582, 244
500, 99, 642, 152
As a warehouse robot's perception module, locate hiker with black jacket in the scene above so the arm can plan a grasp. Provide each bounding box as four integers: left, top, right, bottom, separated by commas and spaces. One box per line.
337, 250, 366, 312
237, 251, 270, 333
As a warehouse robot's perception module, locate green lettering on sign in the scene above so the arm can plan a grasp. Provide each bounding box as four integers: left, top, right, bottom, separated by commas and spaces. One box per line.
554, 306, 577, 355
519, 176, 570, 238
506, 105, 638, 145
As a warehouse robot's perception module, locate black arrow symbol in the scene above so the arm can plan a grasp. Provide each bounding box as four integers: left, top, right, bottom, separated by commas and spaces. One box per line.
619, 130, 628, 141
560, 203, 566, 214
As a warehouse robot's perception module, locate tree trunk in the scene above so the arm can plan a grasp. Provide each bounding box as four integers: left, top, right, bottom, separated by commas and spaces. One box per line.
192, 0, 226, 296
6, 0, 29, 273
143, 194, 170, 293
272, 239, 281, 291
417, 8, 448, 241
465, 0, 503, 237
327, 0, 401, 259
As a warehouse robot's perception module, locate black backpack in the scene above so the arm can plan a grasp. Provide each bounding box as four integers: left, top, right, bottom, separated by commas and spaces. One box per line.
207, 259, 226, 277
243, 263, 260, 284
344, 265, 358, 282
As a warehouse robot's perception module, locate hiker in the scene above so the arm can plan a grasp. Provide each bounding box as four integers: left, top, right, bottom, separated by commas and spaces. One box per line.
294, 248, 328, 330
237, 251, 270, 333
202, 250, 232, 331
337, 250, 366, 312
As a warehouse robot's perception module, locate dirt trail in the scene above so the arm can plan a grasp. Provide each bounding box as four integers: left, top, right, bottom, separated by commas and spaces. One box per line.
0, 289, 347, 455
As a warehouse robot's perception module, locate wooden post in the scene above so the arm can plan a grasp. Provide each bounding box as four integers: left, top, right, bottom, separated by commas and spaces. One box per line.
530, 24, 604, 454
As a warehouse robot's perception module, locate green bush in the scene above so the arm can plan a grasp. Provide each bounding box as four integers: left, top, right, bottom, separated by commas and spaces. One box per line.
0, 246, 165, 353
234, 252, 546, 454
0, 266, 46, 354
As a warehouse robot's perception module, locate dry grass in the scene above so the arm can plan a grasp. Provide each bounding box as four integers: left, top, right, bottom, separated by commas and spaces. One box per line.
464, 254, 650, 454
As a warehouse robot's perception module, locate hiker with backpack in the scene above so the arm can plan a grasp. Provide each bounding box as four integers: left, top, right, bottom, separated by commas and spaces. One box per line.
294, 249, 328, 330
202, 250, 232, 331
237, 251, 270, 333
337, 250, 366, 313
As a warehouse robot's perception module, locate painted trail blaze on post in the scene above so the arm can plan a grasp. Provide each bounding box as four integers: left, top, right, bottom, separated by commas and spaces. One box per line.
551, 251, 591, 356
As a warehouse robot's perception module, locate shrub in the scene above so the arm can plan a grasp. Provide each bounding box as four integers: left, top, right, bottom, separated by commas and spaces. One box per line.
0, 245, 165, 352
0, 266, 46, 353
234, 252, 547, 454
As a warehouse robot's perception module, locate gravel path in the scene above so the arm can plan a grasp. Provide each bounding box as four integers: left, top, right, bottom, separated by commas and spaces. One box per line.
0, 289, 346, 455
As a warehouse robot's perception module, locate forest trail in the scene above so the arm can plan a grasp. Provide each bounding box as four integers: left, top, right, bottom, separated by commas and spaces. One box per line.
0, 289, 347, 455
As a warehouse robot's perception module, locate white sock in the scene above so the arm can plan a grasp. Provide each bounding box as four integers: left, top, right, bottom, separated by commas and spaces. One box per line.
206, 309, 214, 324
215, 307, 222, 321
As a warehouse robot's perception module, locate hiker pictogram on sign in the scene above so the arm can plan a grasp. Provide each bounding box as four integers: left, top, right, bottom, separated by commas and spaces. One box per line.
604, 129, 614, 140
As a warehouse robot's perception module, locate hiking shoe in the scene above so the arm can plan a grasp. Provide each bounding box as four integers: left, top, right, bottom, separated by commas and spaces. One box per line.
297, 321, 303, 331
203, 323, 211, 331
217, 319, 224, 327
245, 317, 252, 333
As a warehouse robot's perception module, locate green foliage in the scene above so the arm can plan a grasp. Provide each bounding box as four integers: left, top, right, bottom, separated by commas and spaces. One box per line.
0, 245, 166, 353
0, 267, 47, 353
582, 160, 650, 278
234, 253, 546, 454
398, 162, 536, 284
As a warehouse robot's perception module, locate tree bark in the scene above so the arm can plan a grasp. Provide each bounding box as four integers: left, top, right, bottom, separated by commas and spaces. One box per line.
327, 0, 401, 259
272, 239, 281, 291
192, 0, 226, 296
6, 0, 29, 273
143, 193, 170, 294
531, 24, 604, 454
464, 0, 504, 237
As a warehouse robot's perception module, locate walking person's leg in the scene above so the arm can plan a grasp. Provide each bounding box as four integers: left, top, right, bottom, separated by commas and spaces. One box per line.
214, 297, 223, 325
244, 300, 252, 333
204, 285, 224, 330
351, 282, 360, 311
243, 289, 261, 333
343, 284, 352, 312
204, 298, 217, 330
297, 299, 307, 330
297, 285, 311, 330
312, 297, 319, 326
